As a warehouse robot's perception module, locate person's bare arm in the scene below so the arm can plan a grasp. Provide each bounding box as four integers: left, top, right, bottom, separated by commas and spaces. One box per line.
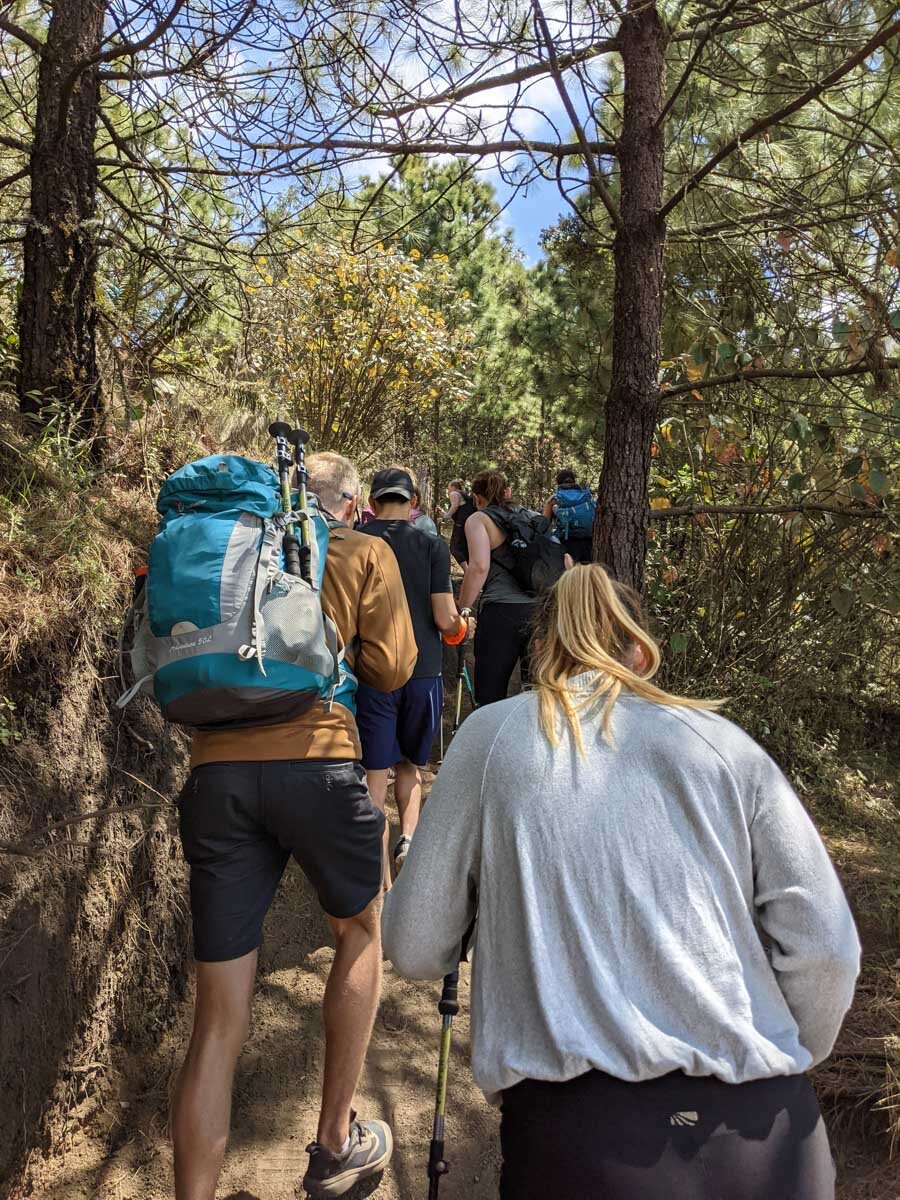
458, 513, 491, 610
431, 591, 461, 636
441, 491, 462, 522
542, 496, 555, 521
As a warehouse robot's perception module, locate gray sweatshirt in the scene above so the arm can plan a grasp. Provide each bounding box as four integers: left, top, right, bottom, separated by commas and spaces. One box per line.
381, 677, 860, 1104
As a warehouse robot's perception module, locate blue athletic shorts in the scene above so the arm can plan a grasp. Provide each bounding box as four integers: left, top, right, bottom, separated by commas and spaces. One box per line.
356, 676, 444, 770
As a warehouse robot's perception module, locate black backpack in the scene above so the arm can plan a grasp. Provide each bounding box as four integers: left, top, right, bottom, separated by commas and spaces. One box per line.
485, 505, 566, 596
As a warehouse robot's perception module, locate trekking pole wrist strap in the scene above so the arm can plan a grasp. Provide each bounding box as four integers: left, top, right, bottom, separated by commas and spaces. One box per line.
442, 615, 468, 646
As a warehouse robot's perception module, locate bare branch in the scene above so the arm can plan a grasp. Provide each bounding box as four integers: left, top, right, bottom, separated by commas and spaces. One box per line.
661, 359, 900, 400
0, 800, 173, 858
532, 0, 622, 231
649, 503, 891, 521
56, 0, 190, 137
0, 15, 41, 55
380, 38, 619, 120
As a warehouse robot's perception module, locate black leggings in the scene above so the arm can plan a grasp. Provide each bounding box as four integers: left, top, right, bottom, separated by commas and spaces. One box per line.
473, 602, 535, 707
500, 1070, 835, 1200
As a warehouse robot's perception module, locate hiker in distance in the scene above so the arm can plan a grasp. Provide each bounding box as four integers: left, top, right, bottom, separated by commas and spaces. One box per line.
457, 469, 537, 706
409, 481, 439, 537
441, 477, 476, 568
357, 467, 472, 884
383, 564, 860, 1200
171, 451, 417, 1200
543, 467, 595, 564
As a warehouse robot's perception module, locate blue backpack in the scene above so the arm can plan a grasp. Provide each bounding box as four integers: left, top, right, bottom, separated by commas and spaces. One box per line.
117, 455, 353, 728
554, 486, 596, 540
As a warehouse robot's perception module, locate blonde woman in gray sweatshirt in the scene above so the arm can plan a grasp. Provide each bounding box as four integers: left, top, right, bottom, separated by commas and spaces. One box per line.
382, 564, 859, 1200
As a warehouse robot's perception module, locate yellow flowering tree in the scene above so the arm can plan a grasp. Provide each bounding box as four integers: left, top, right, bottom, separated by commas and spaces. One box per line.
245, 244, 475, 455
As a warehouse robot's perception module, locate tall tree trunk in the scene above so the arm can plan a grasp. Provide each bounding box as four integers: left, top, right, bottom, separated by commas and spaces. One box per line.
594, 1, 667, 590
18, 0, 105, 446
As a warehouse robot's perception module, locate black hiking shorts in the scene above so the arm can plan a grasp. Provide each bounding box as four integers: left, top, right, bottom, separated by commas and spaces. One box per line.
177, 760, 385, 962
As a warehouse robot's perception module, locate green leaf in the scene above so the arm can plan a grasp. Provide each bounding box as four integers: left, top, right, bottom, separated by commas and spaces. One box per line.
670, 632, 690, 652
850, 483, 868, 502
841, 455, 864, 479
688, 342, 708, 366
832, 319, 850, 345
787, 413, 811, 441
869, 468, 888, 496
788, 472, 806, 492
830, 585, 855, 618
716, 342, 736, 363
890, 310, 900, 331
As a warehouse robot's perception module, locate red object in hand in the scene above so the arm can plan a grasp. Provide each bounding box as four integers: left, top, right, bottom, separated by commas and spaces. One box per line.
442, 615, 468, 646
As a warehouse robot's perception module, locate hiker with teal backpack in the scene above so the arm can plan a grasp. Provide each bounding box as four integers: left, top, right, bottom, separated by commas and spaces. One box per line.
543, 467, 596, 564
119, 441, 417, 1199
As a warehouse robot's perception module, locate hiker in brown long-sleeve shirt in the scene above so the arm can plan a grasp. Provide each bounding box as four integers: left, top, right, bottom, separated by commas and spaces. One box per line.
171, 451, 417, 1200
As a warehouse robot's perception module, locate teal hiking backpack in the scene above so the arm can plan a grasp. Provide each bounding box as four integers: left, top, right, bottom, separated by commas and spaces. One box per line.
554, 485, 596, 540
117, 455, 352, 728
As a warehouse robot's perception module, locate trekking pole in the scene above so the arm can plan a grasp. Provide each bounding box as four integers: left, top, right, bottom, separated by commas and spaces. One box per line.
427, 928, 471, 1199
451, 642, 466, 737
268, 421, 302, 577
288, 426, 314, 585
462, 662, 476, 708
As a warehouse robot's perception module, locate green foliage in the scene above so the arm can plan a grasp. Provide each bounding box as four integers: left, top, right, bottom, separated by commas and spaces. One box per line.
0, 694, 18, 746
244, 241, 475, 456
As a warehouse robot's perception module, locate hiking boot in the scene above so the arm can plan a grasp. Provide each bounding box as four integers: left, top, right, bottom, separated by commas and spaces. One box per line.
303, 1113, 393, 1197
392, 834, 412, 869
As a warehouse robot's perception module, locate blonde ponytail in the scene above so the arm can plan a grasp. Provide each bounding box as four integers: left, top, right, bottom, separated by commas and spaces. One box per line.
530, 565, 722, 752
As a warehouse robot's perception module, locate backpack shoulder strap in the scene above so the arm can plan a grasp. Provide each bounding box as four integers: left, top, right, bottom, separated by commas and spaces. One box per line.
484, 504, 511, 531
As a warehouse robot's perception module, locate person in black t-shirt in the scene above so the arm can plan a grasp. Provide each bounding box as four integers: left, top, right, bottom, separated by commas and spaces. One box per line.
357, 468, 473, 886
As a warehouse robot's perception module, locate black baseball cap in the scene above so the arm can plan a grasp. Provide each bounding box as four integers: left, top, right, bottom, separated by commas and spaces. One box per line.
371, 467, 415, 501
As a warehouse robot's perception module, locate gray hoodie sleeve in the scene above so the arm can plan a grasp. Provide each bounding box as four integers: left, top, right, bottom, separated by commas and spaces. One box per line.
750, 756, 860, 1064
381, 704, 501, 979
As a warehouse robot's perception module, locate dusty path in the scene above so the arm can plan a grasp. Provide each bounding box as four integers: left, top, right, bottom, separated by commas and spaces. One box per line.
37, 782, 500, 1200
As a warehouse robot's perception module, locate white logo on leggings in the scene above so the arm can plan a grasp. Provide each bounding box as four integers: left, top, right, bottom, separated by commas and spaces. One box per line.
670, 1111, 699, 1126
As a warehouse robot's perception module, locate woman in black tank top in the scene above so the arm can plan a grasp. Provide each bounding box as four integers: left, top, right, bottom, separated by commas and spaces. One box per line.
457, 470, 535, 705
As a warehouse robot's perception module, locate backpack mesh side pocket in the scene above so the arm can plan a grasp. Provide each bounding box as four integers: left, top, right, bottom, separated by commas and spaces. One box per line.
259, 574, 336, 680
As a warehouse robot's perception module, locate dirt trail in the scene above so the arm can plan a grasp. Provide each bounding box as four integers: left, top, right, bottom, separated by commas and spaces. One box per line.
35, 784, 500, 1200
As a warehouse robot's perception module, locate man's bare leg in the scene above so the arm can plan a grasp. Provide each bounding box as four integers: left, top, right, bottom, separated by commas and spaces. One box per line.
394, 759, 422, 839
171, 950, 257, 1200
317, 896, 383, 1152
365, 767, 392, 890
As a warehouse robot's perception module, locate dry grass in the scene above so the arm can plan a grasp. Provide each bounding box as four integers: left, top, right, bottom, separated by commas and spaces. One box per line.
0, 401, 166, 669
815, 954, 900, 1147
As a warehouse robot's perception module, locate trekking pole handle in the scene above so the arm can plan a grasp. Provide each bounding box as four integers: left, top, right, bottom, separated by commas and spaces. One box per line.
438, 967, 460, 1017
268, 421, 302, 578
290, 427, 313, 585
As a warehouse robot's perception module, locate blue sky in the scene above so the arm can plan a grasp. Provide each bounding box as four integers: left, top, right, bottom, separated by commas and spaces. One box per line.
499, 175, 570, 263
